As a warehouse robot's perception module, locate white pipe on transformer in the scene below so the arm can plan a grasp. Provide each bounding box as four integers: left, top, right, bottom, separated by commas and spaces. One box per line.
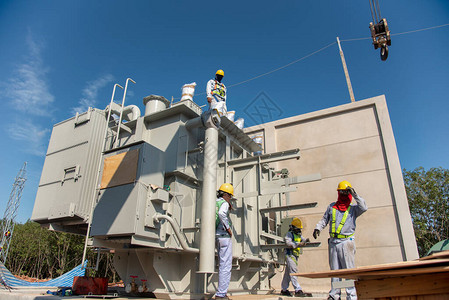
153, 214, 199, 253
106, 103, 141, 122
198, 126, 219, 274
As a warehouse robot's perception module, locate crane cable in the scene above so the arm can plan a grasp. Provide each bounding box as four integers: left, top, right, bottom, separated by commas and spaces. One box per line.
173, 22, 449, 100
228, 22, 449, 88
341, 22, 449, 42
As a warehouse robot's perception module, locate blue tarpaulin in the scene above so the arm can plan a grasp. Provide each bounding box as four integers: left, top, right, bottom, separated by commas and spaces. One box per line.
0, 261, 86, 288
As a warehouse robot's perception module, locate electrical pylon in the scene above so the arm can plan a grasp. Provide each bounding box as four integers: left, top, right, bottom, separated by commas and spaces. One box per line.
0, 162, 27, 264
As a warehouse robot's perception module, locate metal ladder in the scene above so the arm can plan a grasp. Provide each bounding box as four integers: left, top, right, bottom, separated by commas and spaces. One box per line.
105, 78, 136, 149
81, 78, 135, 267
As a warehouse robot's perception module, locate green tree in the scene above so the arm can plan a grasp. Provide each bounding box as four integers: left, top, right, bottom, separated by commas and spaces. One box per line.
403, 167, 449, 257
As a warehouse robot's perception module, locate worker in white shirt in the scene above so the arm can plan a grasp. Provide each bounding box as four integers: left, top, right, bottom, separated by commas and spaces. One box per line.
215, 183, 235, 300
207, 69, 227, 116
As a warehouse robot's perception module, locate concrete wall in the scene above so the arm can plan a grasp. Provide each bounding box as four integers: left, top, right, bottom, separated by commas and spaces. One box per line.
245, 95, 418, 292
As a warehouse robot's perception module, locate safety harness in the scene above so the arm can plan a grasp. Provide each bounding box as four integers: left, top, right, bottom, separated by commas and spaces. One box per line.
211, 81, 226, 101
330, 206, 354, 239
292, 233, 302, 257
285, 232, 302, 263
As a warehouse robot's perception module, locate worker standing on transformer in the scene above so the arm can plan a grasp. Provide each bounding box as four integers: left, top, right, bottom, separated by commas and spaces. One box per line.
215, 183, 235, 300
313, 181, 368, 300
207, 69, 227, 116
281, 217, 313, 297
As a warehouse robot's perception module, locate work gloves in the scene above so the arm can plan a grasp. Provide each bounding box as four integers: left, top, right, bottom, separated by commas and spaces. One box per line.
313, 229, 320, 239
347, 187, 357, 197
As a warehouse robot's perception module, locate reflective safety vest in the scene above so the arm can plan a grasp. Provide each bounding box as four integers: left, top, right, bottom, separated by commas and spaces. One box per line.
216, 199, 231, 230
211, 81, 226, 100
330, 206, 354, 238
292, 233, 302, 257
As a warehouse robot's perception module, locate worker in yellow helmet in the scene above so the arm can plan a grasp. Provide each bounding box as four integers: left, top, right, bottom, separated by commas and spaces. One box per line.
207, 69, 227, 116
281, 217, 312, 297
313, 181, 368, 300
215, 183, 235, 300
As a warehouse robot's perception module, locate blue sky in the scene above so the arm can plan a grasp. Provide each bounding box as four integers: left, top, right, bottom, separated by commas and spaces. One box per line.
1, 0, 448, 223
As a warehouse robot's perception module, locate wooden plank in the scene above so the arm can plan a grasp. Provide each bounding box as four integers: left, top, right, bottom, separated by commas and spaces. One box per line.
375, 294, 449, 300
419, 250, 449, 261
100, 149, 139, 189
355, 273, 449, 299
292, 258, 449, 279
352, 266, 449, 279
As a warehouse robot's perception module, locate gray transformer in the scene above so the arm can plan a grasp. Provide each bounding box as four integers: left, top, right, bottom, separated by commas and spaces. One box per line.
32, 96, 309, 298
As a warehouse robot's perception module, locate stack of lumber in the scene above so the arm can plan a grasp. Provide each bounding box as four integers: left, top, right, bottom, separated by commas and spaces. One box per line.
293, 250, 449, 299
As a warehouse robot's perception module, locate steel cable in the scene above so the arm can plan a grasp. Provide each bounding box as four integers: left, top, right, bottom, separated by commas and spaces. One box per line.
172, 22, 449, 100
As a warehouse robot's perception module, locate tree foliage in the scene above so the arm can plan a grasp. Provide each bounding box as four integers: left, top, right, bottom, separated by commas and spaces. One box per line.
403, 167, 449, 257
4, 220, 120, 281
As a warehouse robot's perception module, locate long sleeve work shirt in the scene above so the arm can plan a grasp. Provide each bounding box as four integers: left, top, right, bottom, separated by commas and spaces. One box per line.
315, 195, 368, 243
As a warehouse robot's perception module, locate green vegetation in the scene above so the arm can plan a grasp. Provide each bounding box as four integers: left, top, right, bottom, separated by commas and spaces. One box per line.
404, 167, 449, 257
5, 221, 119, 281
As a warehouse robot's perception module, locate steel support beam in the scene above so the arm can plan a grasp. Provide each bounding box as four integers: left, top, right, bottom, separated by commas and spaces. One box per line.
259, 202, 317, 213
260, 242, 321, 250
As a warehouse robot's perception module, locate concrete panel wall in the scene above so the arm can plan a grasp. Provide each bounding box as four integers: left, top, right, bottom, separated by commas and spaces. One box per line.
245, 95, 418, 292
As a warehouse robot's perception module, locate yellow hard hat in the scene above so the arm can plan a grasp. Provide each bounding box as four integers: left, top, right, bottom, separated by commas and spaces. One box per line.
216, 69, 224, 76
219, 183, 234, 196
337, 180, 352, 190
291, 217, 303, 229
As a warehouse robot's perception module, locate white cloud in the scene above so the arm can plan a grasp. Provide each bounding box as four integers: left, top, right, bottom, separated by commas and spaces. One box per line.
6, 33, 54, 116
71, 74, 114, 115
7, 121, 50, 156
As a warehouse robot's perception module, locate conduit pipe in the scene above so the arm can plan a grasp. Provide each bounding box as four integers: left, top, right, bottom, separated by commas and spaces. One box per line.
153, 214, 199, 253
198, 125, 219, 274
185, 109, 221, 131
105, 102, 141, 121
184, 109, 222, 274
152, 214, 274, 263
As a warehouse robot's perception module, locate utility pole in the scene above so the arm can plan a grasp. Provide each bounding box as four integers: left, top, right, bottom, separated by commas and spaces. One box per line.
336, 37, 355, 103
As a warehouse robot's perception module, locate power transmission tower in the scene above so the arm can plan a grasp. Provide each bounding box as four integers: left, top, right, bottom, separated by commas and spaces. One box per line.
0, 162, 27, 264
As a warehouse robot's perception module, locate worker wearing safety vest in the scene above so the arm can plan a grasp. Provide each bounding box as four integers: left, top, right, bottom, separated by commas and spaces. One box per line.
313, 181, 368, 300
281, 218, 313, 297
207, 69, 227, 116
215, 183, 235, 300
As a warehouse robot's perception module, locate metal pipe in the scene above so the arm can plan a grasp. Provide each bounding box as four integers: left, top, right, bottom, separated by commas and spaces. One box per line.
115, 78, 136, 147
198, 126, 219, 273
82, 83, 123, 266
153, 214, 199, 253
185, 109, 221, 131
185, 116, 203, 130
106, 103, 141, 122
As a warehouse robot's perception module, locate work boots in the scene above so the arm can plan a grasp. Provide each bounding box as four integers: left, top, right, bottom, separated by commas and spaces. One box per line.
215, 295, 231, 300
281, 290, 293, 297
295, 290, 313, 297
